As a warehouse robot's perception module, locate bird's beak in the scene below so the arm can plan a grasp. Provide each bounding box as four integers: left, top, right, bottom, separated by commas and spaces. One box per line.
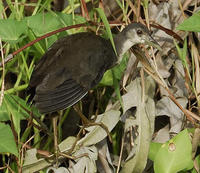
145, 36, 162, 51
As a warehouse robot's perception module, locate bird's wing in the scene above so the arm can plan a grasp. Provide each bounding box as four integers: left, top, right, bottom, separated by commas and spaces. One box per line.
33, 77, 87, 114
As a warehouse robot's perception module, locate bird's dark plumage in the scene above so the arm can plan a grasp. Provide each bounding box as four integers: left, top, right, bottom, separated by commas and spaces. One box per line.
29, 32, 117, 114
29, 23, 160, 114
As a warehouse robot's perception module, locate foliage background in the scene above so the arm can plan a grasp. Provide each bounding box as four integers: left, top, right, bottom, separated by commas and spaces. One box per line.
0, 0, 200, 173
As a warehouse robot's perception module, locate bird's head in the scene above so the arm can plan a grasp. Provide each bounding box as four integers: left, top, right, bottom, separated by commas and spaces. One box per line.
122, 23, 161, 50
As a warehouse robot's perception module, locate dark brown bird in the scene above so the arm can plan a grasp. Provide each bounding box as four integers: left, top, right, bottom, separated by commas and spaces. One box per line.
29, 23, 160, 114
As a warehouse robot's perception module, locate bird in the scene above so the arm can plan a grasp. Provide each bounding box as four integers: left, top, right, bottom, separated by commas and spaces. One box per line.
29, 23, 160, 114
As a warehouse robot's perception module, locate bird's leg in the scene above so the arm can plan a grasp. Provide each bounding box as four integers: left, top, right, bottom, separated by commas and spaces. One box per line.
52, 114, 59, 168
46, 111, 112, 165
46, 110, 89, 166
50, 127, 89, 162
73, 104, 91, 124
59, 152, 88, 160
83, 122, 112, 142
73, 104, 112, 142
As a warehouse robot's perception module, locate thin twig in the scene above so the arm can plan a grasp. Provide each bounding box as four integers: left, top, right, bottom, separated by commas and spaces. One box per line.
20, 135, 35, 167
83, 122, 112, 143
5, 164, 15, 173
116, 132, 125, 173
80, 0, 89, 20
150, 23, 183, 43
0, 38, 5, 106
59, 152, 88, 160
53, 116, 59, 168
0, 166, 7, 170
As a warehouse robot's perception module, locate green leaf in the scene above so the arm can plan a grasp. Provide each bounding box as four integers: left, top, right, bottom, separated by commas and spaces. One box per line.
154, 129, 193, 173
174, 38, 191, 82
113, 70, 123, 109
57, 12, 86, 26
95, 8, 117, 55
177, 12, 200, 32
0, 19, 27, 43
26, 12, 63, 37
100, 70, 113, 86
46, 35, 59, 49
0, 100, 10, 121
112, 53, 129, 80
0, 123, 18, 157
100, 54, 128, 86
149, 142, 162, 161
25, 12, 86, 37
2, 94, 31, 135
0, 1, 4, 14
115, 0, 123, 10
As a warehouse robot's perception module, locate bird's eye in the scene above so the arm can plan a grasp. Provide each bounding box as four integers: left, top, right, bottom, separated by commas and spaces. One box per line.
136, 29, 143, 36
